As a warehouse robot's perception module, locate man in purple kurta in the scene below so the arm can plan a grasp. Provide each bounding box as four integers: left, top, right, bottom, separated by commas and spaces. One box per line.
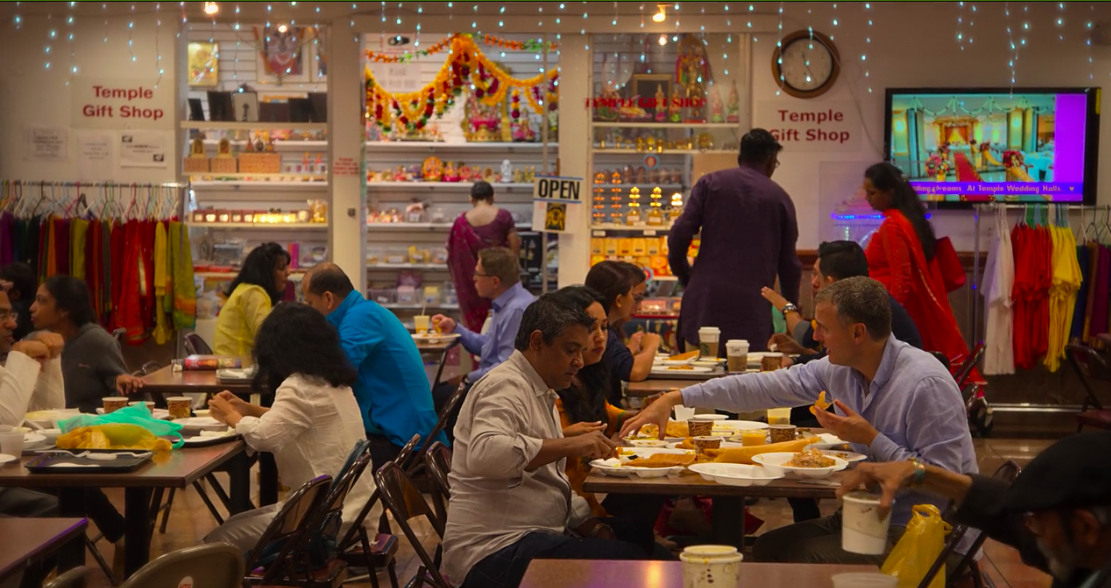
668, 129, 802, 354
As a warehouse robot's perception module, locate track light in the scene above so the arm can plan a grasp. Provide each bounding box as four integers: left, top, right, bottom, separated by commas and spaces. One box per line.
204, 2, 219, 15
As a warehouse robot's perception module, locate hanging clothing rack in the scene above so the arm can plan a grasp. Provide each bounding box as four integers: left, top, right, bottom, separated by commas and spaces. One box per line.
970, 202, 1097, 416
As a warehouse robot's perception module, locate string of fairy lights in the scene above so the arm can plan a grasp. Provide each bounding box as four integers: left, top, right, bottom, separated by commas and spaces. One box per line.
6, 1, 1108, 94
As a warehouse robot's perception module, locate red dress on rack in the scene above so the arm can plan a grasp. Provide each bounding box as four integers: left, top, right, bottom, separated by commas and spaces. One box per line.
866, 209, 977, 375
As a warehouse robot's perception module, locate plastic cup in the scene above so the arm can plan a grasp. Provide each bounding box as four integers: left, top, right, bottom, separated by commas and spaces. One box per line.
698, 327, 721, 358
0, 431, 24, 457
842, 492, 894, 555
761, 352, 785, 372
769, 424, 798, 443
688, 416, 716, 437
673, 405, 696, 422
167, 396, 193, 420
726, 340, 749, 373
766, 407, 792, 425
831, 573, 899, 588
413, 315, 431, 335
741, 430, 767, 446
102, 397, 128, 414
680, 545, 742, 588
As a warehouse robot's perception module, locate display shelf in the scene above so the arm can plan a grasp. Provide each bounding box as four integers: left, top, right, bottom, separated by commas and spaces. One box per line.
368, 222, 532, 231
189, 181, 328, 191
181, 121, 328, 131
186, 222, 328, 230
590, 224, 672, 233
195, 271, 307, 280
199, 139, 328, 151
366, 182, 534, 191
592, 149, 736, 155
366, 263, 449, 270
379, 303, 460, 310
363, 141, 558, 153
594, 184, 684, 190
591, 122, 739, 129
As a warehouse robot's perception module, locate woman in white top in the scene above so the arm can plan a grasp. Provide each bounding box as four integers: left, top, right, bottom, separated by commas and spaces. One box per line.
204, 303, 375, 552
0, 289, 64, 427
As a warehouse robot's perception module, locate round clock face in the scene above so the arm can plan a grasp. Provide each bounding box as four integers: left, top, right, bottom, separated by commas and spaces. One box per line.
777, 37, 836, 93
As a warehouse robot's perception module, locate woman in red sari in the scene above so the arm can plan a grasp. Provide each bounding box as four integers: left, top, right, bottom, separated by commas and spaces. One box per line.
863, 162, 974, 371
446, 181, 522, 331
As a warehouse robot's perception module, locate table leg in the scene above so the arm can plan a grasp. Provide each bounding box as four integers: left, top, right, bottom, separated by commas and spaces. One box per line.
711, 496, 746, 549
258, 453, 279, 506
227, 448, 252, 515
123, 488, 153, 577
56, 489, 86, 572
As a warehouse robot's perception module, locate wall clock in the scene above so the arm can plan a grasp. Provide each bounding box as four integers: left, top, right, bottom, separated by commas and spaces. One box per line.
771, 30, 841, 99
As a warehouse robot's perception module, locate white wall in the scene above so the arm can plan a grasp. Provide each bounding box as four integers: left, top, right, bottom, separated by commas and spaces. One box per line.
750, 1, 1111, 250
0, 11, 178, 183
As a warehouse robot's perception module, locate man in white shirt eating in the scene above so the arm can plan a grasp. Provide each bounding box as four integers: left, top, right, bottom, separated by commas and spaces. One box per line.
0, 288, 64, 427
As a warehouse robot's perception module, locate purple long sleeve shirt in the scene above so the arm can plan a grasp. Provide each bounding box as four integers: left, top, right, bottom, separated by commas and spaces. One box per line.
668, 163, 802, 352
681, 336, 979, 529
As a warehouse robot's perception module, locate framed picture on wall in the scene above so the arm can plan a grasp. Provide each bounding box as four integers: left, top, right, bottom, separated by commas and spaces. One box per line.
631, 74, 671, 121
187, 42, 219, 87
310, 26, 328, 82
253, 25, 310, 85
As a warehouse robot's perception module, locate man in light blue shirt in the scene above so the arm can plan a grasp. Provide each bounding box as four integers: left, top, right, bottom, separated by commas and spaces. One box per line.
433, 247, 535, 386
621, 276, 977, 567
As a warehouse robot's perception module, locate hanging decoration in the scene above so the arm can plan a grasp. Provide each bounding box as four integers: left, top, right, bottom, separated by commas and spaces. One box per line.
366, 34, 455, 63
480, 34, 559, 52
365, 34, 558, 132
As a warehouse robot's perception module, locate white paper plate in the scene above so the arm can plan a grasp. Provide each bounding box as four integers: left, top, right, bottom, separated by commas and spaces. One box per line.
411, 333, 460, 343
23, 432, 45, 445
752, 452, 849, 479
819, 449, 868, 463
0, 454, 17, 465
651, 366, 714, 374
688, 462, 785, 486
181, 428, 239, 446
656, 358, 697, 366
624, 438, 669, 447
173, 417, 226, 432
96, 407, 171, 420
666, 440, 745, 450
616, 447, 695, 461
590, 458, 636, 477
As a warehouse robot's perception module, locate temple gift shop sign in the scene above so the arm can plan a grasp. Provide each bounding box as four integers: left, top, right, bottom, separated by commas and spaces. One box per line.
532, 176, 583, 233
73, 79, 171, 129
755, 101, 861, 152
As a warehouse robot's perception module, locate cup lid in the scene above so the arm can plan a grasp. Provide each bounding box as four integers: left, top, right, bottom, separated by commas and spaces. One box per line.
698, 326, 721, 333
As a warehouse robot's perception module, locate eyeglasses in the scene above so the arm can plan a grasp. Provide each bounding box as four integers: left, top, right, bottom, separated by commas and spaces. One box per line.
473, 272, 493, 279
0, 312, 18, 322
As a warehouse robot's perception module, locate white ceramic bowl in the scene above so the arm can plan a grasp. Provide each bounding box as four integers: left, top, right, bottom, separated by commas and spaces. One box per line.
688, 463, 785, 487
752, 452, 849, 479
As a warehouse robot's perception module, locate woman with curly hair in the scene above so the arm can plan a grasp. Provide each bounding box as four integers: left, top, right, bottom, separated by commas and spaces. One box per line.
205, 303, 373, 552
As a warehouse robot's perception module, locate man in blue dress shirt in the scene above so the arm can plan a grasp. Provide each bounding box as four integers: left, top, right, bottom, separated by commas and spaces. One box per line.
303, 263, 445, 470
621, 276, 977, 566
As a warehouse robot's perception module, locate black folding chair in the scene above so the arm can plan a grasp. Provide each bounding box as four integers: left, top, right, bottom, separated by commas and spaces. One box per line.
242, 476, 332, 584
375, 462, 452, 588
423, 442, 453, 526
1066, 344, 1111, 432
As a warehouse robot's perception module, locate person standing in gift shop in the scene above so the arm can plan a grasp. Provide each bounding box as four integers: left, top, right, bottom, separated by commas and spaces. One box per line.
668, 128, 802, 355
301, 263, 444, 471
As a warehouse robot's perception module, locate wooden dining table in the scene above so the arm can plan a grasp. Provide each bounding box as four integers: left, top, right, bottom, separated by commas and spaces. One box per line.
0, 518, 87, 584
0, 441, 251, 577
139, 365, 254, 396
583, 468, 842, 548
519, 559, 878, 588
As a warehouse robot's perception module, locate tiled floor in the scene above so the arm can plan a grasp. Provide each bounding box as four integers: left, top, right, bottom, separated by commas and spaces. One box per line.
73, 436, 1055, 588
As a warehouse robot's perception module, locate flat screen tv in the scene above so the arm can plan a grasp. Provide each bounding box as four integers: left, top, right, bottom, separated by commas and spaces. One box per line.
884, 87, 1100, 206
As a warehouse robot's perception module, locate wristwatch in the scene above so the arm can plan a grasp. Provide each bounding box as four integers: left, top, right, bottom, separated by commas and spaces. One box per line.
781, 303, 800, 316
908, 458, 927, 487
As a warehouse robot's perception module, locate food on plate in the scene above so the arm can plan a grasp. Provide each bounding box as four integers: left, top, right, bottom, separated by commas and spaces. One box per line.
668, 350, 699, 362
56, 424, 172, 452
630, 421, 689, 439
784, 448, 836, 468
809, 391, 833, 415
668, 365, 695, 371
624, 453, 697, 468
676, 437, 696, 450
703, 437, 818, 465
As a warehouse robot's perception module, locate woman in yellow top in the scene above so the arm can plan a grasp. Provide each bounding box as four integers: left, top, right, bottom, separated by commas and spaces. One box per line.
554, 286, 667, 557
214, 242, 291, 363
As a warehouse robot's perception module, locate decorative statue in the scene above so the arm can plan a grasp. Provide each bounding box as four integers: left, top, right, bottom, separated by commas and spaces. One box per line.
727, 81, 741, 123
500, 159, 513, 183
709, 85, 725, 123
655, 84, 667, 123
668, 86, 683, 123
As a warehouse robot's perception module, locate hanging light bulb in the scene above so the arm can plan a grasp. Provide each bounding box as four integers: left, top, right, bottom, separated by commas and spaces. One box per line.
652, 3, 666, 22
658, 34, 667, 45
277, 22, 288, 32
204, 1, 219, 15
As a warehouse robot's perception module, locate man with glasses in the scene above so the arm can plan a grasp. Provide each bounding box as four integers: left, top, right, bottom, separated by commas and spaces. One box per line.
840, 432, 1111, 588
668, 128, 802, 354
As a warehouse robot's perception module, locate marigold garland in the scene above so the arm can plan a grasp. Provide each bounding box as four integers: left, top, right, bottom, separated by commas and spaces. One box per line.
365, 34, 558, 132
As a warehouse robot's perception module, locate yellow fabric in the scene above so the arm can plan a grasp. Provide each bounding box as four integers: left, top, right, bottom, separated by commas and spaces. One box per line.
152, 222, 170, 345
70, 219, 89, 280
556, 397, 626, 518
1044, 225, 1082, 372
213, 284, 272, 364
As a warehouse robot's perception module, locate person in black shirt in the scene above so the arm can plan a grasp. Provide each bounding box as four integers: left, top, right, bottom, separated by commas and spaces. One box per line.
839, 432, 1111, 588
586, 261, 661, 407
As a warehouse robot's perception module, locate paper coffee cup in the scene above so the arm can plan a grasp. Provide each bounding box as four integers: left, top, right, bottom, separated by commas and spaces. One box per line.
831, 573, 898, 588
842, 492, 893, 555
768, 424, 798, 443
680, 545, 742, 588
726, 339, 749, 373
102, 397, 128, 414
761, 352, 785, 372
698, 327, 721, 358
688, 418, 714, 437
167, 396, 193, 420
692, 436, 723, 454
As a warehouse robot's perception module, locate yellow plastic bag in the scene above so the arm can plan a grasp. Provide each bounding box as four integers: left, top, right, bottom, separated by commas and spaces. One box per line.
880, 504, 952, 588
57, 424, 174, 452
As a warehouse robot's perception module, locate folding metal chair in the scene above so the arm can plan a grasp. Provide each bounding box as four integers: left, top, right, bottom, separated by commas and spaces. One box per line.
375, 462, 452, 588
120, 543, 243, 588
242, 476, 333, 584
1066, 344, 1111, 432
423, 442, 453, 526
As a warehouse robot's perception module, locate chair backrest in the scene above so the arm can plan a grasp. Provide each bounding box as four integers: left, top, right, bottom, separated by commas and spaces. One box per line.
410, 383, 467, 475
953, 342, 986, 387
184, 332, 214, 356
119, 543, 244, 588
424, 441, 453, 523
44, 566, 89, 588
393, 432, 424, 473
945, 460, 1023, 584
242, 475, 332, 574
338, 433, 421, 551
1067, 344, 1110, 411
375, 461, 451, 588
